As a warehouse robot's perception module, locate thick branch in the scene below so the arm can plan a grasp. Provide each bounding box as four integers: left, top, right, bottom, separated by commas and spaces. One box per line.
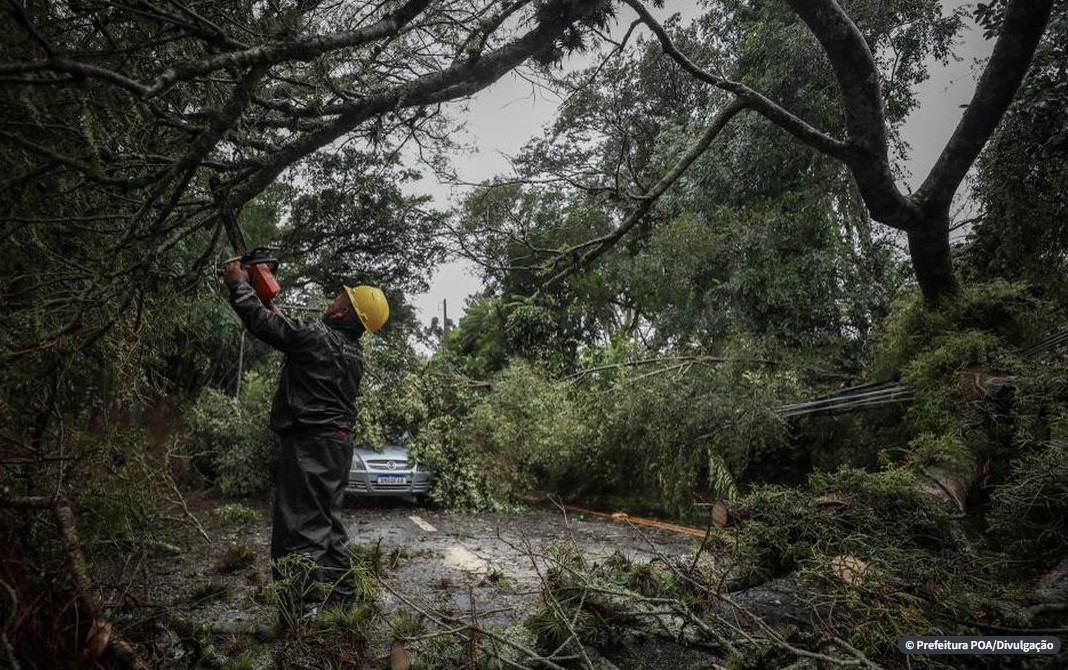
623, 0, 850, 161
0, 57, 152, 96
144, 0, 434, 98
784, 0, 887, 155
914, 0, 1055, 212
2, 496, 150, 669
230, 11, 578, 207
0, 0, 434, 98
784, 0, 914, 228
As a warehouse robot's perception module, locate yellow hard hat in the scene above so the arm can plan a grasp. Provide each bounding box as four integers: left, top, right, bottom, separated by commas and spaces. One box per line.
344, 285, 390, 333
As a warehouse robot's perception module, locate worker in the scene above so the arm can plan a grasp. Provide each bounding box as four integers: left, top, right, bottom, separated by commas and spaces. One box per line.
222, 260, 389, 616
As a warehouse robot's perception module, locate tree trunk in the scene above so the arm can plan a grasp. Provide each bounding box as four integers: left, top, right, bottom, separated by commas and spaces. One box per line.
906, 212, 960, 308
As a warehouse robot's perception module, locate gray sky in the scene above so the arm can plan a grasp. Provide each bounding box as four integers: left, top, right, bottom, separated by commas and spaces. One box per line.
410, 1, 995, 329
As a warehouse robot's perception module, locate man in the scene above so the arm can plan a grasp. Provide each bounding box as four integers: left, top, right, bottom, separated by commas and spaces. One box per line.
222, 260, 389, 613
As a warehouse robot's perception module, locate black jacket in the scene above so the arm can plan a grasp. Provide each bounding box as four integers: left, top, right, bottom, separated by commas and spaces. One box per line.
228, 282, 364, 434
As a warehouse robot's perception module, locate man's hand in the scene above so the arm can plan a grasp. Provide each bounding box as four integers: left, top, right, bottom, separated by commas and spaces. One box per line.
222, 259, 249, 284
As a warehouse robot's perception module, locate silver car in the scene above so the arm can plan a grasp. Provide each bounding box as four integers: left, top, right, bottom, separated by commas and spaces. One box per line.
346, 444, 434, 500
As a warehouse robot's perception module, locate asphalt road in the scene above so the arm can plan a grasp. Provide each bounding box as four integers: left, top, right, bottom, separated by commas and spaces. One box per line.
342, 499, 699, 629
156, 498, 712, 669
341, 500, 715, 669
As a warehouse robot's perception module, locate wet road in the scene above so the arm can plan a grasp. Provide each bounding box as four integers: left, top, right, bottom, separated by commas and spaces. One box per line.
340, 500, 700, 629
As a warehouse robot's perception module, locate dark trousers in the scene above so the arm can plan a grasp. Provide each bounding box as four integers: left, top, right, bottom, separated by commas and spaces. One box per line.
271, 430, 354, 603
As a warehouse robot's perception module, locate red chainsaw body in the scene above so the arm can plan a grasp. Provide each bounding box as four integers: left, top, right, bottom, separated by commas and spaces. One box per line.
247, 264, 281, 303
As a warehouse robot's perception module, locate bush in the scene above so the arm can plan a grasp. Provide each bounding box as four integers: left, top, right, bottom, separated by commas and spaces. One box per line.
414, 346, 794, 513
184, 371, 274, 498
987, 439, 1068, 573
411, 415, 504, 511
462, 361, 588, 499
705, 467, 1026, 660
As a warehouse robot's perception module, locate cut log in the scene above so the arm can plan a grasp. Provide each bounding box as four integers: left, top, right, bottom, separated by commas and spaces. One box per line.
829, 555, 869, 587
917, 465, 974, 514
951, 366, 1017, 400
391, 641, 410, 670
711, 501, 750, 529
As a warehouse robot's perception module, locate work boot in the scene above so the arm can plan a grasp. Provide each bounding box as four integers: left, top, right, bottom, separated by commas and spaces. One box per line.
323, 585, 356, 610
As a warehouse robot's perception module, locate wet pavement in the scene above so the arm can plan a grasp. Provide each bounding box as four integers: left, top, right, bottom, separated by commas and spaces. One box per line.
146, 497, 716, 668
342, 500, 700, 630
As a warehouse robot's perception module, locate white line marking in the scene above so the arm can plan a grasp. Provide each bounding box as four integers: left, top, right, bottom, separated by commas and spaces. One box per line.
409, 515, 436, 532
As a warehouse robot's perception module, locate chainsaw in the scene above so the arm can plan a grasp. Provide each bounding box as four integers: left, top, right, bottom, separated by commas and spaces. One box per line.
219, 207, 281, 305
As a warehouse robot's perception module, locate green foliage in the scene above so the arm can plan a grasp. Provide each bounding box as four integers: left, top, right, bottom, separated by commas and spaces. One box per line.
212, 503, 262, 525
354, 335, 432, 450
184, 376, 274, 497
267, 547, 388, 666
420, 344, 795, 513
228, 652, 257, 670
873, 281, 1052, 379
280, 149, 446, 297
65, 425, 174, 547
412, 415, 504, 512
387, 610, 425, 646
348, 336, 509, 510
216, 542, 257, 573
303, 601, 379, 663
707, 467, 1027, 659
346, 543, 386, 603
461, 361, 589, 500
444, 293, 592, 379
713, 466, 961, 588
442, 296, 509, 379
453, 0, 957, 362
473, 625, 539, 670
408, 635, 466, 670
575, 347, 796, 510
965, 3, 1068, 290
871, 281, 1064, 480
987, 439, 1068, 571
267, 553, 327, 631
903, 432, 972, 471
187, 580, 231, 605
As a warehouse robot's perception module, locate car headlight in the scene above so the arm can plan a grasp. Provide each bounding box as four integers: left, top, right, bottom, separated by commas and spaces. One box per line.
415, 462, 431, 473
351, 453, 366, 470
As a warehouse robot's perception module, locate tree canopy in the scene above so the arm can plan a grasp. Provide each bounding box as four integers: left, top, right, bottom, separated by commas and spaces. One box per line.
2, 1, 1067, 667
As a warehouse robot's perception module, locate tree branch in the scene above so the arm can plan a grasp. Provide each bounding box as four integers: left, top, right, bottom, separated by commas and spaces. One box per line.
230, 9, 581, 208
784, 0, 915, 228
143, 0, 435, 98
544, 97, 748, 287
622, 0, 851, 160
914, 0, 1055, 212
0, 57, 152, 96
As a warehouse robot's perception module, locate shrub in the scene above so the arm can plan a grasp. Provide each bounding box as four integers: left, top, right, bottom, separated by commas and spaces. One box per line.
415, 348, 794, 513
184, 373, 274, 498
987, 439, 1068, 573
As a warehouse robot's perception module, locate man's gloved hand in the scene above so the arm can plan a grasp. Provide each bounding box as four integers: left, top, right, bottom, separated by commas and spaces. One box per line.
222, 259, 249, 285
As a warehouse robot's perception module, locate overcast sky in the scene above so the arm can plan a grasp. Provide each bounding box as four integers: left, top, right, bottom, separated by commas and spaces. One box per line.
409, 1, 995, 329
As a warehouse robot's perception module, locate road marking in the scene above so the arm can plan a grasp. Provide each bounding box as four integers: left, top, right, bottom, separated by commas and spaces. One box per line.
408, 516, 436, 532
443, 545, 491, 573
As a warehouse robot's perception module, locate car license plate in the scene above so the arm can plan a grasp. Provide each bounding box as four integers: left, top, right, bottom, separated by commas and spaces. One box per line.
376, 475, 407, 485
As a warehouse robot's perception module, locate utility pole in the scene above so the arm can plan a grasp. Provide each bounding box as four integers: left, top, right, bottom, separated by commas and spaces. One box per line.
235, 330, 245, 399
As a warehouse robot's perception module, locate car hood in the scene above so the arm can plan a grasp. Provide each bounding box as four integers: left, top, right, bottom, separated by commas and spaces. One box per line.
354, 445, 410, 461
